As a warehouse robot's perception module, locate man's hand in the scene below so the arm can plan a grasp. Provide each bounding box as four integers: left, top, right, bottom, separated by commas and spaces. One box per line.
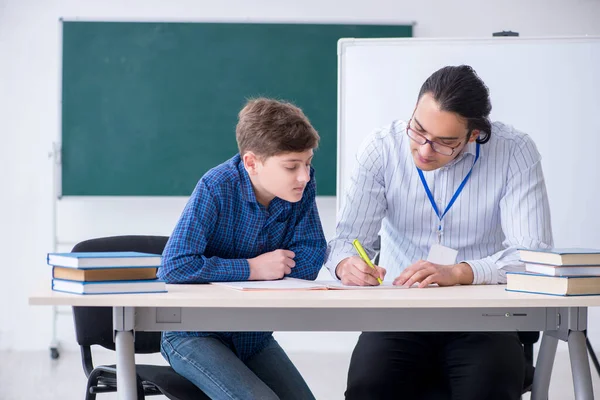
335, 256, 386, 286
393, 261, 474, 288
248, 250, 295, 280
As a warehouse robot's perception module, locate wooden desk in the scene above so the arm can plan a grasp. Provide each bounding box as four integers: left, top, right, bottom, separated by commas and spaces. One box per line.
30, 284, 599, 400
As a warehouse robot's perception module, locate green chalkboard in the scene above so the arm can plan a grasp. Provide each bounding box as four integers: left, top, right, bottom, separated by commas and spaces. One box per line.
61, 21, 412, 196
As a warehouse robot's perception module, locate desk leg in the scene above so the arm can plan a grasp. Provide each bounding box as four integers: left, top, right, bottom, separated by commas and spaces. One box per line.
569, 330, 594, 400
531, 333, 558, 400
116, 330, 137, 400
114, 307, 138, 400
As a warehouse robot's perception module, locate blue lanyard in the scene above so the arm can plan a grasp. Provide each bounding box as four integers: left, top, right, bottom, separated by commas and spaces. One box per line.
417, 142, 480, 242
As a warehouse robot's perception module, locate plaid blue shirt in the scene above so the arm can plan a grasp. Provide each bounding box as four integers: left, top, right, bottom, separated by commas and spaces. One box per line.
158, 154, 327, 360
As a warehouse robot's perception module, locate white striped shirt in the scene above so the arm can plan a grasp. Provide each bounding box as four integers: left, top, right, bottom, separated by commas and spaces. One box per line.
325, 120, 553, 284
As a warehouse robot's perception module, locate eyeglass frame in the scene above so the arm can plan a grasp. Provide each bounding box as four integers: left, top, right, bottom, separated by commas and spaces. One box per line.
406, 118, 471, 156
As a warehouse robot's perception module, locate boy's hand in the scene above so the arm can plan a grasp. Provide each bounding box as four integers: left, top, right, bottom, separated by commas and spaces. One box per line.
335, 256, 386, 286
248, 250, 296, 280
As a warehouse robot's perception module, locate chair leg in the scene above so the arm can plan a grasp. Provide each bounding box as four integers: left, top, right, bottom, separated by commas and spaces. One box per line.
586, 337, 600, 377
85, 382, 96, 400
85, 370, 103, 400
137, 376, 145, 400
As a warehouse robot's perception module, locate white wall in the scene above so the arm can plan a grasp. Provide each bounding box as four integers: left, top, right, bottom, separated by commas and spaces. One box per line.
1, 0, 600, 353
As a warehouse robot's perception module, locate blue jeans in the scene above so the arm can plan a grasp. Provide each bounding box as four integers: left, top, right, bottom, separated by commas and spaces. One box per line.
161, 332, 315, 400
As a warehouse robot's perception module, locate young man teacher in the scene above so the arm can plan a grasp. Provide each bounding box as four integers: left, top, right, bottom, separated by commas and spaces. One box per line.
325, 65, 553, 400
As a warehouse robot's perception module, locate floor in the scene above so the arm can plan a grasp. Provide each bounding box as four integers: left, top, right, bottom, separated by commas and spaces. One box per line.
1, 347, 599, 399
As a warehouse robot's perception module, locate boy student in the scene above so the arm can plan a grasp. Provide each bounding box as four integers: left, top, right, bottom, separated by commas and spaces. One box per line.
326, 65, 553, 399
158, 98, 327, 400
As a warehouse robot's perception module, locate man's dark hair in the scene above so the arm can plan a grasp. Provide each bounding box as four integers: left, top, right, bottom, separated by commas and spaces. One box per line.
418, 65, 492, 144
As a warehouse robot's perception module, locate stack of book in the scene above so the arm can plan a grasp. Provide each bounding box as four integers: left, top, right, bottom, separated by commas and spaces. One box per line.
507, 249, 600, 296
48, 252, 167, 295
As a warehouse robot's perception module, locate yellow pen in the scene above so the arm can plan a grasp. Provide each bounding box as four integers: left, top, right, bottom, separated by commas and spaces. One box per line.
352, 239, 383, 285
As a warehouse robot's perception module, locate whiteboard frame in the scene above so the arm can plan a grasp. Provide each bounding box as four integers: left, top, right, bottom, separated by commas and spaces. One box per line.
336, 35, 600, 212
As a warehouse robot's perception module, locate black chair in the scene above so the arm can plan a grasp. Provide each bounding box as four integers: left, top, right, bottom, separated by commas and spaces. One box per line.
71, 235, 209, 400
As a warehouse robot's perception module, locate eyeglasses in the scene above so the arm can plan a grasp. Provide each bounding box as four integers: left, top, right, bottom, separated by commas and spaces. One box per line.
406, 118, 464, 156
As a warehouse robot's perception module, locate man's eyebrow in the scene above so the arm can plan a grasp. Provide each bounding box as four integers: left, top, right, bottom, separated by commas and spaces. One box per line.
414, 117, 426, 132
414, 117, 461, 140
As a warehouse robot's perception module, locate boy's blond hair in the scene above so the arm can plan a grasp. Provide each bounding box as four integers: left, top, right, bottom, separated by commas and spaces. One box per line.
236, 98, 320, 159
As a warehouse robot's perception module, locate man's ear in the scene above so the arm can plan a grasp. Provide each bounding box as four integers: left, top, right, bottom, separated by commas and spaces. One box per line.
242, 152, 261, 175
468, 130, 480, 143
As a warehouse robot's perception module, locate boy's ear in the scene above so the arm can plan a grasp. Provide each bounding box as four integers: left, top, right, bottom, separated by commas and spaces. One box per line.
242, 152, 261, 175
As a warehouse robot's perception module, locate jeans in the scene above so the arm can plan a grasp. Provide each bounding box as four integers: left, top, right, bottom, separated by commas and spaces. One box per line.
161, 332, 315, 400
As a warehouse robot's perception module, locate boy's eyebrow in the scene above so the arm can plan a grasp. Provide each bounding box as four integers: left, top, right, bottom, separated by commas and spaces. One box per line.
414, 117, 460, 140
282, 156, 314, 162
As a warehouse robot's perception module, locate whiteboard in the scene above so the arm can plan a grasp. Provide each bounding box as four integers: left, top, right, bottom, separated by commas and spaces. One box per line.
337, 36, 600, 248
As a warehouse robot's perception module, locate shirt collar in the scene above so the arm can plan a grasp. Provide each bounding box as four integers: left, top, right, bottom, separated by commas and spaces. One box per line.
444, 140, 479, 169
463, 140, 478, 157
235, 154, 258, 203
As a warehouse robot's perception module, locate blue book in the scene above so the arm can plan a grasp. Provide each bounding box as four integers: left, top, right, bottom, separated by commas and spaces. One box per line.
506, 271, 600, 296
47, 251, 162, 269
524, 262, 600, 277
51, 278, 167, 295
518, 248, 600, 266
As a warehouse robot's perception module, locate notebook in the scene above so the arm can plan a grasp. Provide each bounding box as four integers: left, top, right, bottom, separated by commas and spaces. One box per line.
211, 278, 406, 291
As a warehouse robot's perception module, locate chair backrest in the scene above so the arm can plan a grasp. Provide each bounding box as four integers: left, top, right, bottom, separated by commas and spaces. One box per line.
71, 235, 169, 353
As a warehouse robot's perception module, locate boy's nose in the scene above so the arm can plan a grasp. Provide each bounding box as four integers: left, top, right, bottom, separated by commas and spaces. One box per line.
298, 166, 310, 182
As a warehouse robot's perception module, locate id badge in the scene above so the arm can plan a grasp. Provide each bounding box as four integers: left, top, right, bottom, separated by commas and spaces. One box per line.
427, 243, 458, 265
